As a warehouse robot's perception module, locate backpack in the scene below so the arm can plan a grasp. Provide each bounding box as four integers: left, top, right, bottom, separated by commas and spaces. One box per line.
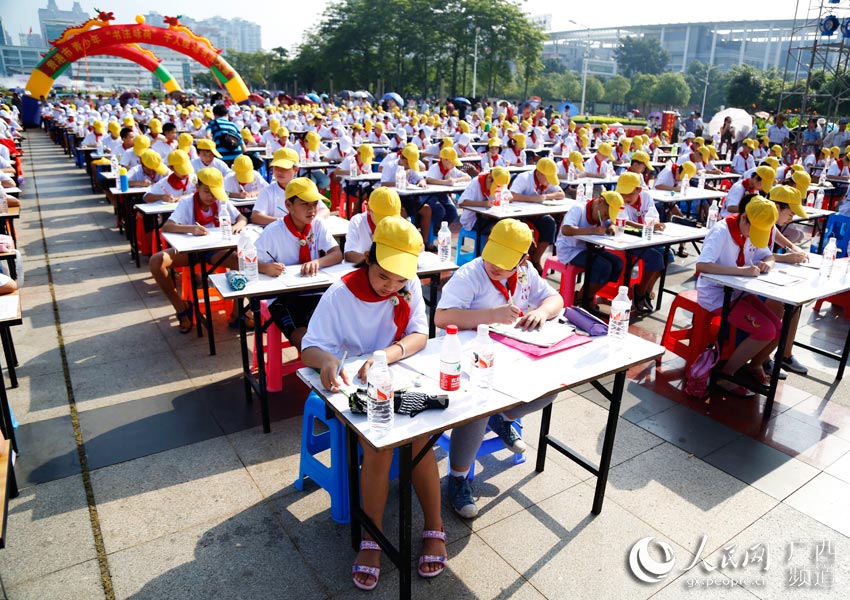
684, 345, 720, 398
218, 131, 242, 152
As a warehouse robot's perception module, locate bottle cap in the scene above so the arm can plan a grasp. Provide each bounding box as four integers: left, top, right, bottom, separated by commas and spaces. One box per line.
446, 325, 458, 335
618, 286, 629, 295
477, 324, 489, 335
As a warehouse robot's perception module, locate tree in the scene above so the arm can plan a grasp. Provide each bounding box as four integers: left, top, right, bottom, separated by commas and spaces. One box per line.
652, 72, 690, 108
615, 36, 669, 78
725, 65, 765, 109
604, 75, 631, 105
684, 60, 729, 114
626, 73, 657, 113
584, 75, 605, 103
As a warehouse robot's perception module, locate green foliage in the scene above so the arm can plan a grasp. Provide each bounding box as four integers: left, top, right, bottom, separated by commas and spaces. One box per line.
573, 116, 647, 126
725, 64, 765, 109
652, 72, 690, 107
604, 75, 631, 104
626, 73, 657, 111
614, 36, 669, 78
222, 50, 289, 89
584, 75, 605, 103
529, 71, 581, 103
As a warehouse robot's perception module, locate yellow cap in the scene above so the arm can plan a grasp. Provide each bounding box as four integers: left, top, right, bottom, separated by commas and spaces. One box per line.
791, 170, 812, 199
440, 147, 462, 167
481, 219, 533, 270
270, 147, 299, 169
763, 156, 780, 169
177, 132, 193, 151
513, 133, 527, 149
755, 165, 776, 191
770, 184, 807, 219
167, 149, 193, 177
197, 167, 227, 200
569, 151, 585, 170
196, 138, 222, 158
535, 158, 559, 186
232, 155, 255, 184
631, 151, 651, 168
108, 121, 121, 135
789, 163, 805, 173
367, 187, 402, 222
771, 144, 783, 158
357, 144, 375, 162
140, 149, 168, 176
401, 144, 420, 171
372, 216, 423, 280
745, 196, 779, 249
697, 146, 710, 161
241, 128, 253, 142
148, 118, 162, 134
596, 142, 613, 158
277, 126, 290, 138
602, 191, 624, 222
285, 177, 324, 203
679, 161, 697, 180
615, 172, 642, 195
488, 167, 510, 195
123, 116, 134, 126
92, 120, 105, 134
619, 137, 631, 149
832, 146, 841, 159
305, 131, 321, 152
487, 137, 502, 148
133, 135, 151, 156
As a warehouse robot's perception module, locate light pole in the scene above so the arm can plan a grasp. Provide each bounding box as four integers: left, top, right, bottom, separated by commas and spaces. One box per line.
569, 20, 591, 117
700, 64, 716, 117
472, 26, 480, 99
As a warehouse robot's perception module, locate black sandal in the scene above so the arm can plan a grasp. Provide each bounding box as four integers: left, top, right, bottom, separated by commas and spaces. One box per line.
676, 245, 689, 258
176, 301, 193, 334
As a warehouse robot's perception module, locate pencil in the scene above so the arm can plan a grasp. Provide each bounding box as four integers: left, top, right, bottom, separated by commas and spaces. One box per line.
266, 250, 276, 262
335, 350, 348, 380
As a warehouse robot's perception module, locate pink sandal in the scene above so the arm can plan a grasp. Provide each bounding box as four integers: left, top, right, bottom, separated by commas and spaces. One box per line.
417, 529, 448, 578
352, 540, 381, 591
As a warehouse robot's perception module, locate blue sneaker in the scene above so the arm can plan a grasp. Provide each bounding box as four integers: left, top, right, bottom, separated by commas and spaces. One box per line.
447, 475, 478, 519
488, 415, 527, 454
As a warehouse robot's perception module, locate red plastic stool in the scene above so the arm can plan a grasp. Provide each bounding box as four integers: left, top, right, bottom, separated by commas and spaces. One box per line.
251, 300, 303, 393
178, 265, 233, 316
543, 256, 583, 306
597, 250, 644, 302
660, 290, 737, 366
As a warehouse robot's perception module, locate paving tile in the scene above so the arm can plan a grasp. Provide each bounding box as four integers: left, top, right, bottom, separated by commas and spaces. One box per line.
62, 321, 170, 368
476, 483, 691, 600
703, 436, 820, 501
604, 443, 778, 552
3, 559, 105, 600
108, 502, 325, 600
0, 475, 96, 589
13, 413, 81, 486
758, 412, 850, 470
226, 418, 304, 498
90, 436, 264, 554
784, 473, 850, 538
636, 403, 743, 458
6, 370, 71, 425
651, 572, 761, 598
781, 395, 850, 443
56, 301, 154, 338
704, 503, 849, 600
824, 450, 850, 484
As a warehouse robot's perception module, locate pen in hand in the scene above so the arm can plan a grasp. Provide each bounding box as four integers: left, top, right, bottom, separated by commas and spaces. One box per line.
335, 350, 348, 380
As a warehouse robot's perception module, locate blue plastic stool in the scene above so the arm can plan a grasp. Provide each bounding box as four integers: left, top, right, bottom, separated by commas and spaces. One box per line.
456, 227, 482, 266
295, 392, 400, 524
436, 417, 525, 480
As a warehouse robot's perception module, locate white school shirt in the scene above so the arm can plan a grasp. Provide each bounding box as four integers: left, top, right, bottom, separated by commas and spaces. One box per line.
501, 147, 525, 166
425, 162, 465, 181
457, 177, 491, 230
509, 170, 560, 196
224, 172, 268, 195
254, 217, 338, 266
720, 180, 752, 217
120, 151, 142, 170
696, 218, 772, 312
555, 202, 611, 264
253, 182, 287, 219
380, 161, 424, 186
623, 190, 655, 222
583, 154, 609, 176
168, 195, 239, 226
81, 131, 104, 147
437, 257, 557, 315
827, 161, 850, 178
126, 165, 164, 185
481, 152, 506, 169
653, 164, 677, 189
191, 157, 230, 177
147, 176, 196, 200
732, 151, 754, 175
301, 275, 428, 358
151, 139, 178, 159
345, 212, 374, 254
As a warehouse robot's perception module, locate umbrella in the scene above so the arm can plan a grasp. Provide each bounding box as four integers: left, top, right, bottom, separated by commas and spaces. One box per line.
519, 99, 540, 112
306, 93, 322, 103
453, 97, 471, 105
353, 90, 375, 102
707, 107, 753, 139
277, 93, 294, 105
648, 111, 663, 120
338, 90, 354, 99
753, 111, 771, 120
381, 92, 403, 107
247, 93, 265, 105
296, 94, 318, 104
558, 102, 578, 115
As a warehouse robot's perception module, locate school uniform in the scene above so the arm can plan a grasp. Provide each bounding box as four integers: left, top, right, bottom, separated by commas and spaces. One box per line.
168, 194, 240, 227
623, 192, 670, 273
732, 151, 755, 175
458, 174, 496, 233
381, 160, 426, 216
147, 173, 196, 199
120, 151, 142, 170
345, 212, 378, 255
151, 139, 178, 160
126, 165, 164, 185
583, 154, 610, 176
255, 216, 339, 335
191, 157, 230, 177
481, 152, 506, 169
81, 131, 105, 147
827, 160, 849, 178
423, 162, 464, 228
720, 179, 758, 218
501, 147, 525, 166
508, 171, 558, 245
223, 171, 268, 196
555, 200, 623, 284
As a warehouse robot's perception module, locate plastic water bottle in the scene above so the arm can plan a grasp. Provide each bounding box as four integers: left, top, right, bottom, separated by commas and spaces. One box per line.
219, 207, 232, 241
96, 138, 103, 155
501, 187, 512, 213
653, 147, 660, 161
608, 286, 631, 340
110, 154, 119, 178
615, 205, 627, 239
492, 185, 503, 210
437, 221, 451, 261
265, 140, 272, 156
567, 163, 576, 181
818, 171, 827, 187
469, 324, 494, 390
810, 233, 821, 255
806, 191, 815, 208
576, 182, 585, 203
584, 182, 593, 200
823, 237, 838, 277
119, 167, 129, 192
395, 166, 407, 190
679, 177, 688, 196
439, 324, 462, 391
726, 149, 732, 161
243, 238, 259, 282
697, 172, 706, 190
0, 190, 7, 214
706, 200, 719, 229
367, 350, 394, 436
720, 142, 727, 157
350, 157, 360, 177
642, 204, 659, 241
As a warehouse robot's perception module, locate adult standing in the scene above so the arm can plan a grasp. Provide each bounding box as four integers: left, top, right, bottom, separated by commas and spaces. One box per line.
800, 118, 822, 157
767, 114, 790, 148
824, 117, 850, 154
206, 103, 244, 166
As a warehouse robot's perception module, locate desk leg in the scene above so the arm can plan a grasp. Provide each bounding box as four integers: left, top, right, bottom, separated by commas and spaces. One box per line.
764, 305, 797, 419
592, 370, 625, 515
238, 298, 251, 404
836, 320, 850, 381
0, 366, 16, 454
188, 254, 203, 339
200, 260, 216, 356
535, 402, 553, 473
252, 299, 270, 433
129, 207, 139, 267
428, 275, 439, 338
398, 443, 413, 600
710, 287, 734, 391
0, 327, 17, 389
655, 244, 670, 312
347, 427, 362, 551
622, 250, 634, 295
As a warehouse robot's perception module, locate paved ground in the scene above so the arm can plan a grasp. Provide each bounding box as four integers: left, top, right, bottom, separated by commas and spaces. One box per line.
1, 129, 849, 599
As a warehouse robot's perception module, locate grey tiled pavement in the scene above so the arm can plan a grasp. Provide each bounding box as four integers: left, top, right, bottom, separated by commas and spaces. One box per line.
1, 130, 849, 599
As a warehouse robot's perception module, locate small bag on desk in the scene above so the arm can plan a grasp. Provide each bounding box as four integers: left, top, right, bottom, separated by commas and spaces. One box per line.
348, 390, 449, 418
226, 270, 248, 291
563, 306, 608, 336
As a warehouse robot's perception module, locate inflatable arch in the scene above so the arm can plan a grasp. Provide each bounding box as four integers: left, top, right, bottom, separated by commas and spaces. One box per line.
48, 43, 182, 93
25, 11, 248, 101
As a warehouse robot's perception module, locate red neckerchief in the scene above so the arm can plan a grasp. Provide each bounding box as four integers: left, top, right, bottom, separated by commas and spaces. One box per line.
439, 163, 451, 178
459, 145, 468, 153
838, 158, 845, 171
283, 214, 313, 263
535, 176, 548, 194
743, 178, 756, 194
594, 155, 604, 170
193, 193, 219, 227
489, 270, 518, 303
670, 163, 679, 179
477, 173, 490, 198
341, 267, 410, 342
562, 158, 570, 172
725, 215, 746, 266
168, 173, 189, 193
585, 199, 598, 224
367, 213, 377, 234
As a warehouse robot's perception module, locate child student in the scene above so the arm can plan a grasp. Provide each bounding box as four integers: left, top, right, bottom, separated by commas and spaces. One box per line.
344, 187, 402, 264
224, 155, 268, 199
191, 139, 231, 176
434, 219, 564, 519
300, 217, 446, 590
695, 195, 779, 396
556, 191, 625, 307
423, 146, 469, 229
255, 177, 342, 350
143, 150, 196, 203
149, 168, 247, 333
456, 166, 511, 237
508, 157, 564, 273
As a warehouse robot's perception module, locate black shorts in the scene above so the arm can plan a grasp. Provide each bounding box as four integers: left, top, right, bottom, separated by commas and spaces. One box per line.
267, 293, 322, 338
